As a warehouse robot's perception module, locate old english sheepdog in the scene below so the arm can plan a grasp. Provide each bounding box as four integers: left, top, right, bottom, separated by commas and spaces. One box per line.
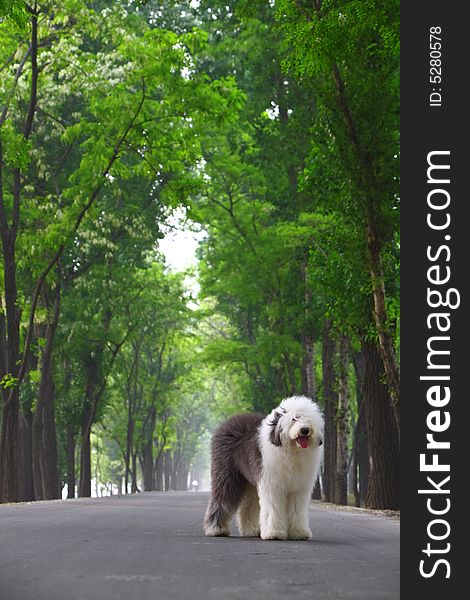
203, 395, 324, 540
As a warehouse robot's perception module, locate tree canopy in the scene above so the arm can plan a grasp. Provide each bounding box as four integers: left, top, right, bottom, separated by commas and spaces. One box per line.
1, 0, 399, 509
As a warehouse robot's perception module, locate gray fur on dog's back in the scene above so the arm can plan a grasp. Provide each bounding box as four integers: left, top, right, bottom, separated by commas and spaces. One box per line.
210, 413, 263, 488
204, 413, 264, 535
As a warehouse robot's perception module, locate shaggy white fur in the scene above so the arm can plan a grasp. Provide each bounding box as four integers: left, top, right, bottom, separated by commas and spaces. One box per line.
257, 395, 324, 540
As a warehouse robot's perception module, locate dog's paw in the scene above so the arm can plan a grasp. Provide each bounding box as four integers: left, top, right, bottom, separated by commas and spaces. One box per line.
260, 530, 288, 540
287, 528, 312, 540
239, 528, 261, 537
203, 525, 230, 537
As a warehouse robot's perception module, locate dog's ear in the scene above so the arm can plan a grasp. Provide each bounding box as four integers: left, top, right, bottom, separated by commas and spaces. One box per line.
268, 410, 282, 447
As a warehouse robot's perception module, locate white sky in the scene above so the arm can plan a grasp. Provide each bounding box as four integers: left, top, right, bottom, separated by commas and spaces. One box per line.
158, 207, 206, 272
159, 227, 202, 271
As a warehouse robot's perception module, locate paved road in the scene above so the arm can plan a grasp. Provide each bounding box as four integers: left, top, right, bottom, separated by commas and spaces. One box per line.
0, 492, 399, 600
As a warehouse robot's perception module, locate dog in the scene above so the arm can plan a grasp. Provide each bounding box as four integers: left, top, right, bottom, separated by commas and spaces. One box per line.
203, 395, 324, 540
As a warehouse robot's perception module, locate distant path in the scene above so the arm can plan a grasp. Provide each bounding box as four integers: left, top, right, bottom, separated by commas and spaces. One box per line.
0, 491, 399, 600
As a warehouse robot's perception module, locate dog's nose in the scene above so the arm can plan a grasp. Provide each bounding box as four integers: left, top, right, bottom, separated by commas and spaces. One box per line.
300, 427, 310, 436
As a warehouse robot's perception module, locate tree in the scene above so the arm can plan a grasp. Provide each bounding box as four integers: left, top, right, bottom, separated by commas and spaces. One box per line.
97, 263, 188, 494
276, 0, 400, 423
0, 0, 243, 502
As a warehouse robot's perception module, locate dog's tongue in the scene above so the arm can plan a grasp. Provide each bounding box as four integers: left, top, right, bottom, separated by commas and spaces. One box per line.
297, 436, 309, 449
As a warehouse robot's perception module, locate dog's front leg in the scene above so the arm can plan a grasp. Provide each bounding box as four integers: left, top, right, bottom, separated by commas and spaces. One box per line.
286, 491, 312, 540
258, 484, 288, 540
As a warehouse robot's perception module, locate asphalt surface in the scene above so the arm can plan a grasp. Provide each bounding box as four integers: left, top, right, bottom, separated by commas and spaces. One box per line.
0, 491, 399, 600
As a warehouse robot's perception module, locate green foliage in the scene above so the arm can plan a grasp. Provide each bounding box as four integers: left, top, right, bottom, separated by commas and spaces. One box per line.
0, 372, 18, 388
0, 125, 31, 169
0, 0, 399, 496
0, 0, 27, 26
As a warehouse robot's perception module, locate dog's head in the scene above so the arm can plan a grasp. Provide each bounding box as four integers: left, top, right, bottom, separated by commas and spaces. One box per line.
267, 396, 324, 450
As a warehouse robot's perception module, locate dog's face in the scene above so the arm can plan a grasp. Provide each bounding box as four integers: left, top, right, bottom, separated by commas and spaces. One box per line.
268, 396, 324, 450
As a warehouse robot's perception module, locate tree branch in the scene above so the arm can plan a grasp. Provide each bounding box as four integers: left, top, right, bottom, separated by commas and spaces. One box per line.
23, 11, 38, 140
209, 195, 258, 256
0, 139, 7, 231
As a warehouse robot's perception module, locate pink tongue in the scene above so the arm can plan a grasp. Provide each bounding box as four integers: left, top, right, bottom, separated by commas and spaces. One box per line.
297, 436, 309, 449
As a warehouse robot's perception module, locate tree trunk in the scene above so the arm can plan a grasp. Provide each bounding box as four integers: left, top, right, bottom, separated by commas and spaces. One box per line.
334, 334, 349, 505
172, 449, 180, 490
301, 255, 315, 399
0, 396, 19, 502
31, 323, 43, 499
301, 334, 315, 400
78, 331, 120, 498
18, 410, 35, 501
79, 358, 98, 498
131, 450, 138, 494
142, 444, 154, 491
79, 415, 92, 498
348, 401, 368, 508
155, 457, 164, 491
164, 451, 172, 491
125, 416, 134, 494
32, 397, 44, 500
352, 350, 369, 506
358, 410, 369, 507
366, 216, 400, 429
321, 321, 337, 503
66, 427, 76, 499
351, 427, 360, 507
16, 334, 35, 502
362, 340, 399, 509
141, 406, 156, 491
36, 300, 60, 499
0, 228, 22, 503
182, 468, 189, 491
